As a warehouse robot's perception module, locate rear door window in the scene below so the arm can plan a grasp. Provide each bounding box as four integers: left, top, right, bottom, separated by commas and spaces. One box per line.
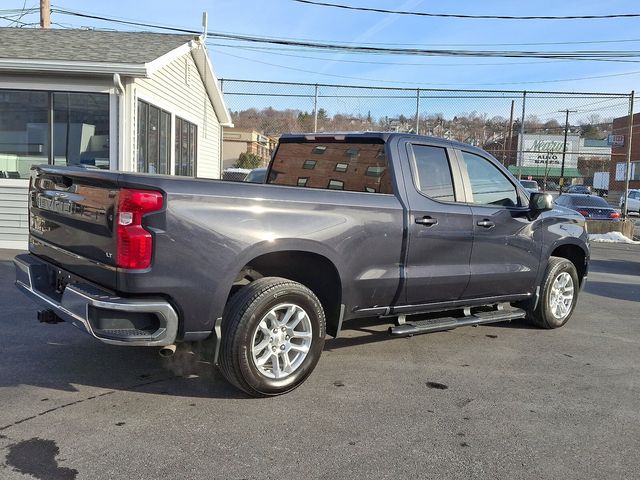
409, 145, 456, 202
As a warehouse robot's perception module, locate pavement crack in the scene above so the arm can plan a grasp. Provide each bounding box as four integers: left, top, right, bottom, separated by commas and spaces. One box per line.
0, 376, 174, 433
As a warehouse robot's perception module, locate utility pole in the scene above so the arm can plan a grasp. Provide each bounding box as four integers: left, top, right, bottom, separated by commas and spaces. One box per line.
40, 0, 50, 28
504, 99, 515, 166
517, 92, 526, 180
622, 91, 635, 218
559, 109, 577, 192
415, 88, 421, 135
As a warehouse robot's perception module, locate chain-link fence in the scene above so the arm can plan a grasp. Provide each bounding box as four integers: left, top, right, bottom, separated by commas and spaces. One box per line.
220, 79, 636, 205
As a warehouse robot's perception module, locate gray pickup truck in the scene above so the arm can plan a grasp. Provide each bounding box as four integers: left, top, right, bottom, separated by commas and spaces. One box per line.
15, 133, 589, 396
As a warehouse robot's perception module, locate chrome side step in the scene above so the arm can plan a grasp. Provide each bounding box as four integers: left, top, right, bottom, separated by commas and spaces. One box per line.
388, 307, 526, 337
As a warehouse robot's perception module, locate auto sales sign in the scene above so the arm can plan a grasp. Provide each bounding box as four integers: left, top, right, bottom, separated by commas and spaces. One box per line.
520, 134, 579, 169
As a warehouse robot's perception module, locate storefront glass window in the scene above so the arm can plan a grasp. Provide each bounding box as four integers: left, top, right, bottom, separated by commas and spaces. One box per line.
53, 92, 110, 168
0, 90, 49, 179
0, 89, 110, 179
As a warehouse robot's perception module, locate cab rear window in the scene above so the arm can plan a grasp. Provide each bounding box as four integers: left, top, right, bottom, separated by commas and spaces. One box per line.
268, 141, 393, 194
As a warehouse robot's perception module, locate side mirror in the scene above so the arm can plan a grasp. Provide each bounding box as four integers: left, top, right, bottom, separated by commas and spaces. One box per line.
530, 192, 553, 211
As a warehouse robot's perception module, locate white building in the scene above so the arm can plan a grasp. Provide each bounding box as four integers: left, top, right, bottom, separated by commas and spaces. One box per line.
0, 27, 233, 249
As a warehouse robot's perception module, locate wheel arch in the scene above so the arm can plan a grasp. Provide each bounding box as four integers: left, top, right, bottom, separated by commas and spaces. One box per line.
218, 240, 344, 338
549, 242, 589, 286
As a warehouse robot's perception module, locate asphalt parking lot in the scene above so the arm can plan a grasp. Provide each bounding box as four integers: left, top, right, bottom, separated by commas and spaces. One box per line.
1, 244, 639, 480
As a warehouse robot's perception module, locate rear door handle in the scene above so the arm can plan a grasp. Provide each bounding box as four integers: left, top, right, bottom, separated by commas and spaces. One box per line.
415, 216, 438, 227
477, 219, 495, 228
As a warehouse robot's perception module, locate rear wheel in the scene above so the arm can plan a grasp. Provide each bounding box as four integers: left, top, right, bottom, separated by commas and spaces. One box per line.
219, 277, 326, 397
528, 256, 579, 329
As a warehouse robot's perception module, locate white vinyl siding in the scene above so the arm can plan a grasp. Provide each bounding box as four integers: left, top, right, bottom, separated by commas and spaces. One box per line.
132, 52, 221, 179
0, 182, 29, 249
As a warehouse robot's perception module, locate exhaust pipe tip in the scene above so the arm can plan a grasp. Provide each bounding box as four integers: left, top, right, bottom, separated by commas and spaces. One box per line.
159, 344, 177, 358
37, 309, 64, 324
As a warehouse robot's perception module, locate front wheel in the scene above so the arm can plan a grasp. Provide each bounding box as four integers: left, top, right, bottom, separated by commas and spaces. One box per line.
528, 256, 579, 329
219, 277, 326, 397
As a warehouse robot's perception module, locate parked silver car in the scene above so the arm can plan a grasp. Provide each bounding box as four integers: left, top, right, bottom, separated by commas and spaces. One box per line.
619, 189, 640, 214
519, 180, 540, 193
244, 167, 268, 184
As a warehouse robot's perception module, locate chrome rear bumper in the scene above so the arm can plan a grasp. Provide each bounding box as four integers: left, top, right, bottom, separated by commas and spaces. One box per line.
14, 254, 178, 347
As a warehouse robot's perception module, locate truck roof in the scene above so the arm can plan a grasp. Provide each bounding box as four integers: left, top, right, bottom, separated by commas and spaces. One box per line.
279, 132, 489, 155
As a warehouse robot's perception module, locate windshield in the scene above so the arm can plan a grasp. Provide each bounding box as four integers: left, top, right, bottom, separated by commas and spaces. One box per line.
245, 168, 267, 183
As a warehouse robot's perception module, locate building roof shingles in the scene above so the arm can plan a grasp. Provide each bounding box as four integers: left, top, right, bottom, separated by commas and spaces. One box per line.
0, 27, 196, 64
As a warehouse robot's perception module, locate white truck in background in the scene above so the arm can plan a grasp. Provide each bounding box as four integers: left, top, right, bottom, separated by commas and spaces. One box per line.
593, 172, 609, 197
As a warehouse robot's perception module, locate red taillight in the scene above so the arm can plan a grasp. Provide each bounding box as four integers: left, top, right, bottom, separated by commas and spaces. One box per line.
577, 210, 590, 217
116, 189, 163, 269
610, 211, 621, 219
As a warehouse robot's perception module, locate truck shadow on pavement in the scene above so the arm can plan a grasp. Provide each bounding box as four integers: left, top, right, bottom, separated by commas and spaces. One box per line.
588, 259, 640, 277
0, 335, 250, 400
3, 251, 636, 402
324, 316, 394, 351
0, 258, 248, 399
583, 280, 640, 303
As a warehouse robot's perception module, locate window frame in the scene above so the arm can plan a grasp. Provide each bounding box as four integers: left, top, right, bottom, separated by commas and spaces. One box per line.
302, 159, 317, 170
174, 115, 198, 177
365, 165, 386, 178
137, 99, 171, 175
311, 145, 327, 155
327, 179, 345, 190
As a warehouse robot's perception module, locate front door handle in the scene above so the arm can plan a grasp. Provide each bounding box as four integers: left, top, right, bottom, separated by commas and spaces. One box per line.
415, 216, 438, 227
477, 219, 495, 228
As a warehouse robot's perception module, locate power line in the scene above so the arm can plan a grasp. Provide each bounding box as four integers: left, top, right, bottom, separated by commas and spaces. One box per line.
47, 5, 640, 47
214, 36, 640, 48
0, 14, 32, 26
8, 1, 31, 27
204, 26, 640, 48
49, 7, 640, 63
206, 39, 640, 64
0, 8, 39, 15
208, 42, 639, 68
204, 33, 640, 62
213, 48, 640, 87
50, 7, 201, 34
290, 0, 640, 20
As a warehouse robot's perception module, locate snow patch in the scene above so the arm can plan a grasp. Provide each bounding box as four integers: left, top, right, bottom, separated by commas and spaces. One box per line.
589, 232, 640, 244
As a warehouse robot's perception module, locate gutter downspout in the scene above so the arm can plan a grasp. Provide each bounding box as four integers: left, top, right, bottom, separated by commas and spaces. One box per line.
113, 73, 126, 171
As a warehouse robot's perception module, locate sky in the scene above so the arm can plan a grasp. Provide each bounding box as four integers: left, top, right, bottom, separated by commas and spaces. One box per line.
2, 0, 640, 120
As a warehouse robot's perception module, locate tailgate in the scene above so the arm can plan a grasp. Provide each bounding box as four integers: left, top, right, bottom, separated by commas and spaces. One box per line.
29, 165, 121, 289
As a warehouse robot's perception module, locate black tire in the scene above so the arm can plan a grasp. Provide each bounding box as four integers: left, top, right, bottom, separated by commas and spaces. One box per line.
528, 256, 580, 329
219, 277, 326, 397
